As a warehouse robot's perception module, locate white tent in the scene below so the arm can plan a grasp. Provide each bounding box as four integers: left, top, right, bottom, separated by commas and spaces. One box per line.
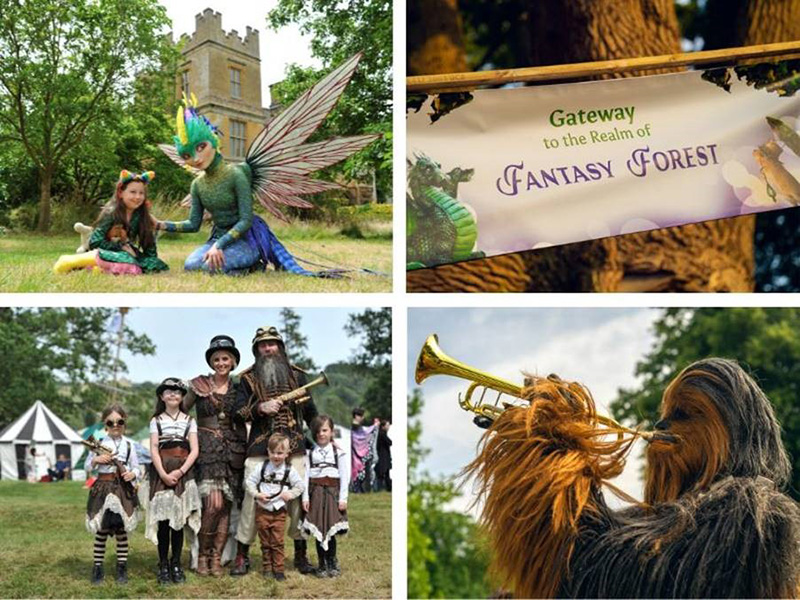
0, 400, 83, 480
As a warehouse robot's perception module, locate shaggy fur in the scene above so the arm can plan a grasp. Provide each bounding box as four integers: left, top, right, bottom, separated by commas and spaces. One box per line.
465, 359, 800, 598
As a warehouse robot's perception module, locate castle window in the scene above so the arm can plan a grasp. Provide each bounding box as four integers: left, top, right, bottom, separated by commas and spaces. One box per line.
230, 120, 246, 158
229, 68, 241, 99
181, 71, 190, 98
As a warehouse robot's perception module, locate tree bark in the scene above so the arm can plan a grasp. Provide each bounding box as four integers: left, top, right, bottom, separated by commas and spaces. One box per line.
407, 0, 467, 75
37, 167, 52, 233
407, 0, 759, 292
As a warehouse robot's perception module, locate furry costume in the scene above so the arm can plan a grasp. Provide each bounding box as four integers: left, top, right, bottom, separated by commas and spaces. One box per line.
465, 359, 800, 598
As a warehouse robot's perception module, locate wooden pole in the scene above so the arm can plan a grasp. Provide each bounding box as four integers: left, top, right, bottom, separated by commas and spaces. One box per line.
407, 41, 800, 93
110, 307, 129, 403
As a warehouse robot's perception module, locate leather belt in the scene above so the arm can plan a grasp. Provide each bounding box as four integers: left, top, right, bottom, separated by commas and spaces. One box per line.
310, 476, 339, 487
97, 473, 117, 481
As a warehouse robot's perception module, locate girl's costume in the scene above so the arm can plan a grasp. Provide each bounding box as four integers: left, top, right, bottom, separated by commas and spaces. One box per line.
86, 435, 141, 534
301, 441, 350, 577
53, 170, 168, 274
184, 337, 247, 576
159, 54, 377, 276
140, 413, 202, 544
85, 434, 141, 584
89, 210, 168, 274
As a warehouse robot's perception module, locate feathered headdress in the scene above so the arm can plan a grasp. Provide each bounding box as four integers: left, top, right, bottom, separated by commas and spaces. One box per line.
173, 93, 221, 157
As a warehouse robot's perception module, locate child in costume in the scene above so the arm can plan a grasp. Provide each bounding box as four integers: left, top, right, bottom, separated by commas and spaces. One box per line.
85, 403, 141, 585
244, 433, 304, 581
301, 414, 350, 577
155, 54, 377, 276
53, 170, 168, 275
141, 378, 201, 584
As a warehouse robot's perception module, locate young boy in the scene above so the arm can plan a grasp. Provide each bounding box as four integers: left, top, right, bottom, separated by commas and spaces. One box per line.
245, 433, 304, 580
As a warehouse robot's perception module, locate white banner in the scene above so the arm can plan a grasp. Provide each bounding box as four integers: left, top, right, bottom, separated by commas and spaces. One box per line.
407, 66, 800, 269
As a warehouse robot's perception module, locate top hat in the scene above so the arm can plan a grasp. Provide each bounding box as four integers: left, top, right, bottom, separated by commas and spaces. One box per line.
205, 335, 240, 368
251, 326, 284, 357
156, 377, 188, 397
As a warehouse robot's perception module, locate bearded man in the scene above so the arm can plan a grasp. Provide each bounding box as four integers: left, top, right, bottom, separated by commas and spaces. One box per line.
231, 326, 318, 576
465, 358, 800, 598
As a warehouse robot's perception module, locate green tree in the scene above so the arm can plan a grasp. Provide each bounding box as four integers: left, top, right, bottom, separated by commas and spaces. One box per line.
0, 308, 156, 429
279, 308, 317, 372
611, 308, 800, 500
267, 0, 392, 202
345, 308, 391, 419
408, 388, 490, 599
0, 0, 173, 231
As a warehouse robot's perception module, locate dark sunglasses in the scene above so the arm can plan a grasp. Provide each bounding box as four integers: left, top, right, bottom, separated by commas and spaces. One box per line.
105, 419, 125, 427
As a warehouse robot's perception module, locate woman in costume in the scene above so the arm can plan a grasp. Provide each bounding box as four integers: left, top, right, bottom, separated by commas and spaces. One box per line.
155, 54, 377, 276
53, 170, 168, 274
183, 335, 247, 576
141, 378, 201, 584
85, 403, 141, 585
301, 414, 350, 578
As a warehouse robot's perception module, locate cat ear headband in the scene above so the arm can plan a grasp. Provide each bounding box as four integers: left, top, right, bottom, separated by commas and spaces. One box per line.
119, 170, 155, 184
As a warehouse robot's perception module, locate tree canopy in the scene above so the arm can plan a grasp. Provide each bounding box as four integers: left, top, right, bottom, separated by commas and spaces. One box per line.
267, 0, 392, 202
611, 307, 800, 500
407, 388, 490, 599
0, 308, 155, 429
0, 0, 175, 231
345, 308, 392, 419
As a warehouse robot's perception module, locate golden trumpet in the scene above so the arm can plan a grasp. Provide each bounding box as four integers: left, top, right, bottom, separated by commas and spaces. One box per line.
273, 372, 329, 405
416, 333, 629, 433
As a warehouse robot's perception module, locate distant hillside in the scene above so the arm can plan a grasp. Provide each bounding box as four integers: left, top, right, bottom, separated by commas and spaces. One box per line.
313, 361, 375, 427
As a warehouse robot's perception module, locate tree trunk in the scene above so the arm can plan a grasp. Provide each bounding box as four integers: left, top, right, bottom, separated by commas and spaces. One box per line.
407, 0, 759, 292
37, 167, 53, 233
407, 0, 467, 75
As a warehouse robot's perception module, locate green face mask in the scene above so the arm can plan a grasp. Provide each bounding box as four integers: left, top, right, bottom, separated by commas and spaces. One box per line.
173, 94, 220, 159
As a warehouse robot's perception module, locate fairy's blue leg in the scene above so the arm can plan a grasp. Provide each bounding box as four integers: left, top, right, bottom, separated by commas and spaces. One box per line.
184, 241, 214, 271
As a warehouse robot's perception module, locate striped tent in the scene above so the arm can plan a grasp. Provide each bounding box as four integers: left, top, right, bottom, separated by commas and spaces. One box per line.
0, 400, 83, 480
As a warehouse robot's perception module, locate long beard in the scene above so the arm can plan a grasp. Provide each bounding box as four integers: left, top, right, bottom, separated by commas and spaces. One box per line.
254, 353, 293, 394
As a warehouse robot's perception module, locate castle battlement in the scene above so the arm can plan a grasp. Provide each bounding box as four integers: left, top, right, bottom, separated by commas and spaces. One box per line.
181, 7, 260, 60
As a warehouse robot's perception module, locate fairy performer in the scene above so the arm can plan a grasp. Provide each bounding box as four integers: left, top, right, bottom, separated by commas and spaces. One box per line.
53, 171, 168, 275
156, 54, 377, 276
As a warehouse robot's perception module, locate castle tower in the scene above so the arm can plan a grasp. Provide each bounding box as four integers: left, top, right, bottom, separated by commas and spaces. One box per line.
176, 9, 269, 160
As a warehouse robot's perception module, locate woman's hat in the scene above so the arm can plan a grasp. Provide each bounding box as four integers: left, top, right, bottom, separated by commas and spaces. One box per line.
156, 377, 188, 397
205, 335, 240, 367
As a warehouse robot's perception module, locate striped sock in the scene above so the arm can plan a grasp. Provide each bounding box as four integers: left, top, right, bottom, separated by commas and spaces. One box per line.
115, 532, 129, 564
93, 533, 108, 565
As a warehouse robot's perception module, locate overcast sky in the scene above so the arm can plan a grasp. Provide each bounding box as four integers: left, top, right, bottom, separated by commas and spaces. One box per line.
158, 0, 319, 106
408, 307, 660, 512
119, 307, 364, 382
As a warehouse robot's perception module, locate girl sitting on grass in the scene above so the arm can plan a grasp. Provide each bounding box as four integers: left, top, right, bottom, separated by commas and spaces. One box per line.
53, 170, 168, 275
301, 414, 350, 577
85, 403, 141, 585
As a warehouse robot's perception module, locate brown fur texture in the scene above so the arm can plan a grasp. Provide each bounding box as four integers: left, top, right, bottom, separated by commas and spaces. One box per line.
465, 359, 800, 598
462, 375, 637, 598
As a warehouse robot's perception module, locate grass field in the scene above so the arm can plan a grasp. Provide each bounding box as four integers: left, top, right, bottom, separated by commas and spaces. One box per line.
0, 481, 391, 598
0, 226, 392, 293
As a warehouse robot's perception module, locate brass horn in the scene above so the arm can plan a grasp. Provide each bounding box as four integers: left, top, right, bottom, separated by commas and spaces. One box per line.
416, 333, 631, 433
416, 334, 525, 428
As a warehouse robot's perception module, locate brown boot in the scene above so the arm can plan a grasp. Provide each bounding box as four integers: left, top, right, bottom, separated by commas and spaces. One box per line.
211, 512, 229, 577
197, 533, 213, 576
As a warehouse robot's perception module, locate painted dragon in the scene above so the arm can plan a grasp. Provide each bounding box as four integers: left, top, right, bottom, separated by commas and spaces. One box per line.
407, 153, 482, 269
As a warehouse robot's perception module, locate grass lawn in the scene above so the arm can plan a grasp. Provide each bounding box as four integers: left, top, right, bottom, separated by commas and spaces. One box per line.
0, 226, 392, 293
0, 481, 391, 598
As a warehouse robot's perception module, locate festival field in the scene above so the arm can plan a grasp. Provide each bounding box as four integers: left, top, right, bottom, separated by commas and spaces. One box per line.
0, 481, 391, 599
0, 225, 392, 293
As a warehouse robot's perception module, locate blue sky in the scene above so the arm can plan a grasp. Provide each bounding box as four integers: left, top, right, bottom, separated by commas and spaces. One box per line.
120, 307, 365, 382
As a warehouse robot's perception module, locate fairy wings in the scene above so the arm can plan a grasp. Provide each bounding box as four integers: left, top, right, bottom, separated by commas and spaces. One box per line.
159, 53, 379, 221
